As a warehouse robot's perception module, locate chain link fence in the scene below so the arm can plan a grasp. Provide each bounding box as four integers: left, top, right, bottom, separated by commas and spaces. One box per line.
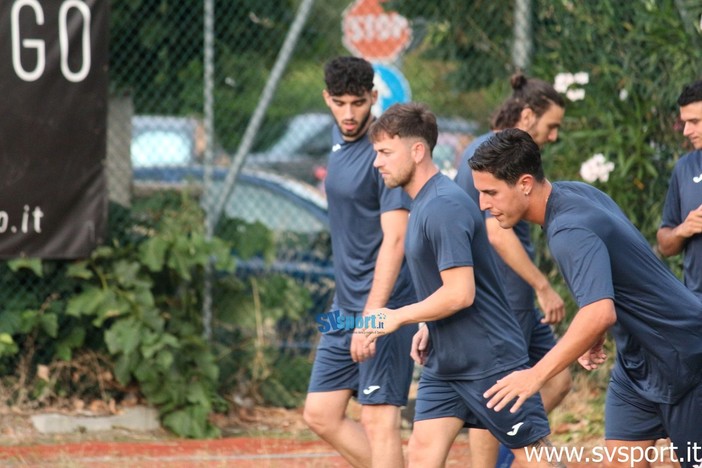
104, 0, 518, 408
2, 0, 702, 414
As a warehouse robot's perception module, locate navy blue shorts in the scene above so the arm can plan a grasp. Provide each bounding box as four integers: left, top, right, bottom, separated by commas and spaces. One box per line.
308, 309, 416, 406
413, 367, 550, 449
513, 308, 557, 366
606, 373, 702, 467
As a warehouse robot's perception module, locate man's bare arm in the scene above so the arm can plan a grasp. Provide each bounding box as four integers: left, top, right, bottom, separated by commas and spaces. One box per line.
363, 266, 475, 350
484, 299, 616, 413
351, 209, 410, 362
485, 217, 565, 323
657, 204, 702, 256
364, 209, 409, 309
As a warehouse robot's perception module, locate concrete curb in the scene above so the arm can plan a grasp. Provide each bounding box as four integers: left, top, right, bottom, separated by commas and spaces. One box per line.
30, 405, 161, 434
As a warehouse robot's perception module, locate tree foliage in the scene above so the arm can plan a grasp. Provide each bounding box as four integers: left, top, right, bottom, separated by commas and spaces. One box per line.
109, 0, 346, 152
530, 1, 702, 240
390, 0, 515, 92
391, 0, 702, 334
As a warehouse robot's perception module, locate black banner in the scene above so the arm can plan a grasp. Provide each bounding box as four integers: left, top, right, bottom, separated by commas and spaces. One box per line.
0, 0, 108, 259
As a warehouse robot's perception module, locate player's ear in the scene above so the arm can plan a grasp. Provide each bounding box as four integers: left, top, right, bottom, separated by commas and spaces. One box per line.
519, 107, 536, 128
412, 140, 427, 162
370, 89, 378, 105
519, 174, 534, 196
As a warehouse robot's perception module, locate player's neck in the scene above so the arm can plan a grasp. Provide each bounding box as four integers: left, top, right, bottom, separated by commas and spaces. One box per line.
524, 179, 552, 226
404, 164, 440, 199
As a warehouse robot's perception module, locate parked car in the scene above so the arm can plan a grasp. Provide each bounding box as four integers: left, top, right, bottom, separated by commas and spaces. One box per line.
130, 116, 334, 351
245, 113, 332, 185
131, 115, 201, 168
246, 112, 479, 185
129, 111, 477, 348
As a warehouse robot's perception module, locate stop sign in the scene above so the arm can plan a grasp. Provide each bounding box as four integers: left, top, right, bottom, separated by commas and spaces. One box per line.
342, 0, 412, 63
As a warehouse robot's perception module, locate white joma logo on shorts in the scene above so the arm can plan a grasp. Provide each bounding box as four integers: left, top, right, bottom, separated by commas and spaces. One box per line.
363, 385, 381, 395
507, 422, 524, 436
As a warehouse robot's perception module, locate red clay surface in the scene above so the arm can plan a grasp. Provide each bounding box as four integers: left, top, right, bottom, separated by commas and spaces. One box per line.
1, 437, 346, 467
0, 436, 490, 467
0, 402, 680, 467
0, 435, 682, 467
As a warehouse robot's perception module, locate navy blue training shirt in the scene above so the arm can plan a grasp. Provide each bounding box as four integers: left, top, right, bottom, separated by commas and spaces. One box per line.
660, 149, 702, 302
455, 132, 535, 310
324, 125, 415, 312
405, 173, 528, 379
545, 182, 702, 404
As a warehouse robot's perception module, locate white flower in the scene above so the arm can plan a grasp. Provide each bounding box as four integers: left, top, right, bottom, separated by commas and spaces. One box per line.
580, 153, 615, 183
573, 72, 589, 85
566, 88, 586, 101
554, 71, 589, 101
554, 73, 575, 93
619, 89, 629, 101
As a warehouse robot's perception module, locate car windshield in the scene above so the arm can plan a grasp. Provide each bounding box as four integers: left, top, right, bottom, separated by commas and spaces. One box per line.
219, 181, 326, 234
131, 130, 192, 168
261, 113, 332, 156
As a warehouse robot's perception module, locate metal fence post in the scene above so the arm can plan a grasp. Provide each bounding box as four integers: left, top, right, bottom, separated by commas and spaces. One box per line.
203, 0, 215, 340
513, 0, 532, 72
208, 0, 317, 230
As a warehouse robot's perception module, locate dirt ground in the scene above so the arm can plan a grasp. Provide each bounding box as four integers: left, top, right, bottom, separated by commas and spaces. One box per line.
0, 377, 682, 467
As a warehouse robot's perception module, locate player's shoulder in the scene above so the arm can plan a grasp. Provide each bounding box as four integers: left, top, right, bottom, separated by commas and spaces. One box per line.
552, 181, 614, 211
554, 180, 597, 195
462, 131, 494, 157
548, 183, 596, 226
679, 148, 702, 162
673, 149, 702, 172
432, 175, 473, 204
418, 179, 476, 226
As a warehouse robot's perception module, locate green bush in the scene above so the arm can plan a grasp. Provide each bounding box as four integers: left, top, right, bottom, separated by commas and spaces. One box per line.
68, 194, 233, 438
526, 1, 702, 333
0, 193, 318, 438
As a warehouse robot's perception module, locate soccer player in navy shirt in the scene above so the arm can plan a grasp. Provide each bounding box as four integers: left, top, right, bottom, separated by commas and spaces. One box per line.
471, 128, 702, 467
658, 79, 702, 302
455, 73, 571, 467
303, 57, 417, 468
365, 103, 563, 467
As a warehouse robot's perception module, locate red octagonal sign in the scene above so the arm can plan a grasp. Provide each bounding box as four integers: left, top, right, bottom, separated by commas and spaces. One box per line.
342, 0, 412, 63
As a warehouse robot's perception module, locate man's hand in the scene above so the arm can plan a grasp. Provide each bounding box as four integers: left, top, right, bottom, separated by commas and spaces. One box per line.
483, 368, 546, 413
410, 325, 430, 365
350, 328, 375, 362
363, 307, 400, 349
535, 284, 566, 324
577, 335, 607, 371
678, 204, 702, 238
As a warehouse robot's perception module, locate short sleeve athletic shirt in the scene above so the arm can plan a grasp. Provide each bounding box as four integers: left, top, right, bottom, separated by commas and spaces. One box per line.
324, 125, 416, 312
545, 182, 702, 404
455, 132, 535, 311
405, 173, 528, 379
660, 149, 702, 301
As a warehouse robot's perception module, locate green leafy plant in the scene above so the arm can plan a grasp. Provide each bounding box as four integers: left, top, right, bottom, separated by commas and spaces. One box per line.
529, 1, 702, 328
0, 191, 325, 436
61, 194, 234, 438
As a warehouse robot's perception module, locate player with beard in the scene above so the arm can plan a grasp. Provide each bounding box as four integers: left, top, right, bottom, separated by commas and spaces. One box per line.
303, 57, 417, 468
364, 103, 563, 468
